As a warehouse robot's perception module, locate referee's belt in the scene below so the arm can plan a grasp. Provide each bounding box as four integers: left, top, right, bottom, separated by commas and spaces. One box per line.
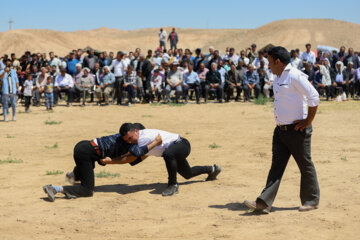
90, 139, 102, 157
277, 124, 296, 131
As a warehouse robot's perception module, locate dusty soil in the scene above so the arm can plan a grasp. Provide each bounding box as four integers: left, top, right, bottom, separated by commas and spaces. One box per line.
0, 99, 359, 240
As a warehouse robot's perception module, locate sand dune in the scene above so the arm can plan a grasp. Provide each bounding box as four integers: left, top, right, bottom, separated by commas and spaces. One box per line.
1, 19, 360, 56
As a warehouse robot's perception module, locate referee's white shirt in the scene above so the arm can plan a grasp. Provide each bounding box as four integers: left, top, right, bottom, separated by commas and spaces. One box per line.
138, 129, 180, 157
273, 63, 319, 125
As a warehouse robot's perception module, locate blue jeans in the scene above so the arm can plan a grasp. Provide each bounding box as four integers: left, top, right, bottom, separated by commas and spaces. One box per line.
2, 93, 17, 118
124, 84, 136, 103
45, 92, 54, 108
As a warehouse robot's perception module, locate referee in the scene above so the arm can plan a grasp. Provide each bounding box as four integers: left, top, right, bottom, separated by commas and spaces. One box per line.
245, 46, 320, 213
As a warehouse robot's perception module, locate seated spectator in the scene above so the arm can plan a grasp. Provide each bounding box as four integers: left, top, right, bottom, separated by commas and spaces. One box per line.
243, 64, 260, 102
252, 51, 269, 70
205, 62, 223, 103
239, 50, 250, 67
82, 49, 98, 72
150, 69, 163, 102
225, 64, 242, 102
345, 62, 355, 98
197, 62, 209, 99
23, 74, 34, 113
76, 68, 94, 106
183, 64, 200, 104
302, 62, 315, 84
316, 58, 334, 101
95, 66, 115, 106
354, 66, 360, 98
344, 48, 360, 69
54, 67, 75, 106
333, 61, 349, 98
164, 61, 183, 103
35, 67, 50, 106
123, 65, 138, 105
263, 68, 275, 98
217, 59, 226, 88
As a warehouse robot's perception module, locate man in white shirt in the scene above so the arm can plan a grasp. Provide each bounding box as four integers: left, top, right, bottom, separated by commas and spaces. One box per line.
54, 67, 75, 106
158, 28, 167, 51
301, 43, 316, 67
245, 46, 320, 213
252, 51, 269, 70
120, 123, 222, 196
109, 51, 127, 104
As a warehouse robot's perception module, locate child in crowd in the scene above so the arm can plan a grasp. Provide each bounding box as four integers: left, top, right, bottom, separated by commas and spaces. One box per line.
44, 76, 54, 110
150, 69, 163, 102
23, 74, 34, 113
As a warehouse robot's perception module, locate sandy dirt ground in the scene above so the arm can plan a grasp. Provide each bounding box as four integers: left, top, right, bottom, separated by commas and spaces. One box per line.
0, 99, 359, 240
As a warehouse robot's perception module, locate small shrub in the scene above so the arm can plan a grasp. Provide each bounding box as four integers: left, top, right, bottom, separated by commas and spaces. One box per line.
209, 143, 221, 149
0, 153, 23, 164
45, 142, 59, 149
6, 134, 15, 139
254, 94, 268, 105
45, 170, 64, 175
45, 119, 62, 125
95, 170, 120, 178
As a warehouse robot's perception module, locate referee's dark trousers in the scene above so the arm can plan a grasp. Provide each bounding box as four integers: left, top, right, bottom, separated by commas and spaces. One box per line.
257, 125, 320, 207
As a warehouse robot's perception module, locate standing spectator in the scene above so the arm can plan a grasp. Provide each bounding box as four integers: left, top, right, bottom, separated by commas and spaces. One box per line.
290, 50, 301, 69
332, 46, 346, 68
23, 74, 34, 113
44, 76, 54, 110
168, 28, 179, 50
83, 49, 98, 72
123, 65, 138, 105
183, 64, 200, 104
49, 52, 61, 72
95, 66, 115, 106
66, 53, 79, 76
224, 48, 239, 66
243, 64, 260, 102
205, 63, 223, 103
164, 61, 183, 103
158, 28, 167, 51
247, 44, 258, 63
109, 51, 127, 105
344, 48, 360, 69
54, 67, 75, 106
11, 53, 20, 68
354, 65, 360, 98
225, 64, 242, 102
301, 43, 316, 66
345, 62, 355, 98
0, 60, 19, 121
136, 54, 152, 102
239, 50, 250, 67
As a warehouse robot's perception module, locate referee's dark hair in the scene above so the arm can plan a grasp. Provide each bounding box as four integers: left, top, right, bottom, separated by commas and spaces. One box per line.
119, 123, 136, 136
268, 46, 290, 65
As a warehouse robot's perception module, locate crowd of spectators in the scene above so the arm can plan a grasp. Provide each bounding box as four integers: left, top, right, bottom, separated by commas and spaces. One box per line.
1, 29, 359, 122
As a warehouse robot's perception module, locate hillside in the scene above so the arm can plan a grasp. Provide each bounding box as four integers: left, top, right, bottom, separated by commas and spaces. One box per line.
0, 19, 359, 56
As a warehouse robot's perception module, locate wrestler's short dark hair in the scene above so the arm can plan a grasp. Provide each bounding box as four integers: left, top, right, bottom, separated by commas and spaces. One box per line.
119, 123, 136, 136
133, 123, 145, 130
268, 46, 290, 65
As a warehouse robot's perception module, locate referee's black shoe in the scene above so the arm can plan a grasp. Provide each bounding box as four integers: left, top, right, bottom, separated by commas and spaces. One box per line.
206, 164, 222, 181
162, 184, 179, 196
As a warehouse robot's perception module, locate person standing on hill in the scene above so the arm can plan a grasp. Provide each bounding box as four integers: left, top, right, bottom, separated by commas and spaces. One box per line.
245, 46, 320, 214
168, 28, 179, 51
159, 28, 167, 51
